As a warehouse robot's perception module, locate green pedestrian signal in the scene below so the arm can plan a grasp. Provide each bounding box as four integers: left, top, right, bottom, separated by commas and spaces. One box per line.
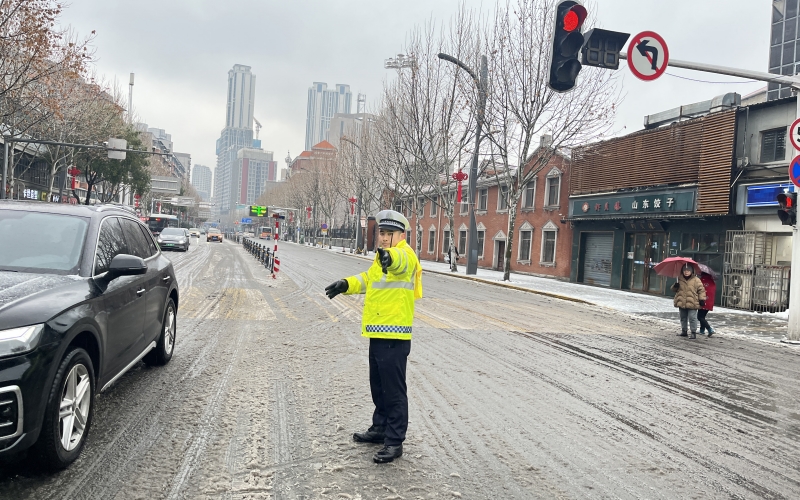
249, 205, 267, 217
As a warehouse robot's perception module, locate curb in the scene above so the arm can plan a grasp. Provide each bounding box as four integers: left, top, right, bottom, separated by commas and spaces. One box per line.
294, 241, 591, 306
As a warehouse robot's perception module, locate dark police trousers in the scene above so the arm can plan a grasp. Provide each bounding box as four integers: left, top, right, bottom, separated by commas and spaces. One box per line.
369, 338, 411, 446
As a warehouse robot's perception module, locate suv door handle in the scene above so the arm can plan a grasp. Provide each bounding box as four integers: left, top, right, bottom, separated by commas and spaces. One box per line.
136, 288, 146, 296
162, 276, 171, 282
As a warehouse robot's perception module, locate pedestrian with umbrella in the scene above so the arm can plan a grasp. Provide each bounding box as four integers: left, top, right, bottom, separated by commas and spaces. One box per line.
697, 264, 717, 336
655, 257, 707, 339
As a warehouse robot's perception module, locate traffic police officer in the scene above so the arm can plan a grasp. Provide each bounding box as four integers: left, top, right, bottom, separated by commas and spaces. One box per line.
325, 210, 423, 463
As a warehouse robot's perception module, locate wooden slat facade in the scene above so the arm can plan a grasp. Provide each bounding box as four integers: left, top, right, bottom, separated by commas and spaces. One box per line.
571, 110, 737, 215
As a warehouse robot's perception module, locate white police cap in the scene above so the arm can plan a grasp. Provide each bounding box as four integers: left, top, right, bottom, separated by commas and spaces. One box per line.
376, 209, 408, 232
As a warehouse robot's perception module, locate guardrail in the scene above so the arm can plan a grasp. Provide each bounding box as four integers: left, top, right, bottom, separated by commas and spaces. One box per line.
242, 237, 274, 272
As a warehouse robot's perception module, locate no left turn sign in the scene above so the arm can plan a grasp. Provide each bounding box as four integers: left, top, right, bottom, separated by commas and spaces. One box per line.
627, 31, 669, 81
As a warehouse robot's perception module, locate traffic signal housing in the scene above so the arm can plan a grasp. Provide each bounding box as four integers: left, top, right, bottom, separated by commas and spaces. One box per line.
777, 192, 797, 226
549, 0, 588, 92
580, 29, 630, 70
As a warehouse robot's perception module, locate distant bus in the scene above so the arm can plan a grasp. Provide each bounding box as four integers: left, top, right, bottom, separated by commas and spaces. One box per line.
259, 226, 273, 239
147, 214, 179, 235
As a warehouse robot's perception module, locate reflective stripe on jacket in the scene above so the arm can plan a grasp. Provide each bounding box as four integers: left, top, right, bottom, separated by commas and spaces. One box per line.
343, 239, 422, 340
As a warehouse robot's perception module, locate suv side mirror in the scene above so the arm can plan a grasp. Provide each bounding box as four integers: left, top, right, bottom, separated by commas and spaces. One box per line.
107, 254, 147, 278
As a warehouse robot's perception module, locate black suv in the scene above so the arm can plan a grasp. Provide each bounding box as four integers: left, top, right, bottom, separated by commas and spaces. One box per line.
0, 201, 179, 469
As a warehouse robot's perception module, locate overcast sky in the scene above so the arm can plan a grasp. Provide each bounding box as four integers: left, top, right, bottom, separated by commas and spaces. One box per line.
59, 0, 770, 181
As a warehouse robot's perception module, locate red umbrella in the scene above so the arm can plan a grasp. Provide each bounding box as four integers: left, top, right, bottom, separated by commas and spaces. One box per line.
654, 256, 699, 278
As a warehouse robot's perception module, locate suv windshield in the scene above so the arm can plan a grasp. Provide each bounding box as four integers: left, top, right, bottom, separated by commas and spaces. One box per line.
208, 229, 220, 233
160, 228, 185, 236
0, 210, 89, 273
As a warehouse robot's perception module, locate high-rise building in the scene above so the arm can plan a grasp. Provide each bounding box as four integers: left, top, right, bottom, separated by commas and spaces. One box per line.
215, 64, 256, 217
305, 83, 352, 151
236, 148, 278, 205
768, 0, 800, 100
192, 164, 212, 200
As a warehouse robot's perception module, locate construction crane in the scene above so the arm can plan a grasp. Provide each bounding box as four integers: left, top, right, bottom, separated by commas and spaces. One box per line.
254, 117, 262, 140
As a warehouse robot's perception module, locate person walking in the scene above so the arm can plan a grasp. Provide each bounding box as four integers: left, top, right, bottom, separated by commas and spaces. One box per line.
447, 243, 459, 272
698, 271, 717, 337
670, 263, 707, 339
324, 209, 423, 464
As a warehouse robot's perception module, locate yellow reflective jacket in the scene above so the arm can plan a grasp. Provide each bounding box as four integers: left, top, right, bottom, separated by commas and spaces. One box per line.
343, 239, 423, 340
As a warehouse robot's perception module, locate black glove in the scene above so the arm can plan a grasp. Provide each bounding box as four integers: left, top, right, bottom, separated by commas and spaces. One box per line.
377, 248, 392, 274
699, 300, 706, 307
325, 280, 348, 299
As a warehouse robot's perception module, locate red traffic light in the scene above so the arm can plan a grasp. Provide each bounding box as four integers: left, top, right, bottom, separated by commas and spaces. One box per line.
778, 192, 794, 208
563, 5, 587, 32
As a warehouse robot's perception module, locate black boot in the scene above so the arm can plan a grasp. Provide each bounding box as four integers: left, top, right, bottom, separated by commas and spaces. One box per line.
678, 330, 688, 337
353, 425, 385, 444
373, 444, 403, 463
689, 331, 696, 339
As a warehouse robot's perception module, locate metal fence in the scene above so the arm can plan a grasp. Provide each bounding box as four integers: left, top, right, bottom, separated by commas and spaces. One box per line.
722, 230, 789, 312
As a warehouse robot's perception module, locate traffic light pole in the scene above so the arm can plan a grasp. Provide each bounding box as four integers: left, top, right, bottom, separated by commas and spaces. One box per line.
618, 54, 800, 341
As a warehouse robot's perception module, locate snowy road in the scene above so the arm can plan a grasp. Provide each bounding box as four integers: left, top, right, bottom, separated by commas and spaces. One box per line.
2, 239, 800, 499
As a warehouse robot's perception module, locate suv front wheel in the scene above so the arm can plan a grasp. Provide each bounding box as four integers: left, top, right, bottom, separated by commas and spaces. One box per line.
33, 347, 95, 469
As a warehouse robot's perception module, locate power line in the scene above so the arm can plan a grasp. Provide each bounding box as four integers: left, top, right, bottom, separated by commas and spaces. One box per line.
664, 72, 761, 85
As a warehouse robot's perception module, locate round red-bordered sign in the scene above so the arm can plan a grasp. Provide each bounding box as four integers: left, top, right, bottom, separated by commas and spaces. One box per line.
790, 155, 800, 188
627, 31, 669, 81
790, 118, 800, 152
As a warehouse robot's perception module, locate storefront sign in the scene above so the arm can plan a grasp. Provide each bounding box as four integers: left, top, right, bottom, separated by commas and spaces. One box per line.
21, 188, 48, 201
571, 189, 696, 218
623, 220, 665, 231
746, 183, 793, 207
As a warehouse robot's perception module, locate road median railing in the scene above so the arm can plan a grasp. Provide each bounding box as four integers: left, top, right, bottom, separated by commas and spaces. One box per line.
242, 237, 274, 272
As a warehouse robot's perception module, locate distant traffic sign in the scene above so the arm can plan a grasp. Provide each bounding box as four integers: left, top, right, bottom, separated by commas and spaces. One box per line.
321, 223, 328, 229
242, 217, 253, 224
249, 205, 267, 217
790, 155, 800, 188
627, 31, 669, 81
791, 118, 800, 152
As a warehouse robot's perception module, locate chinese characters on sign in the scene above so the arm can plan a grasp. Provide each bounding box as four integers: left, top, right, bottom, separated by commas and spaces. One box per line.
571, 190, 695, 218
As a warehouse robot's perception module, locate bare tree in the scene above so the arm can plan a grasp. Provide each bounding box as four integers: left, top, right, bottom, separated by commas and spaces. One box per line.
482, 0, 621, 280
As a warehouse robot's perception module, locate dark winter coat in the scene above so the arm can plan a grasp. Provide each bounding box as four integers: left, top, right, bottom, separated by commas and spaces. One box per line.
670, 271, 707, 310
700, 273, 716, 311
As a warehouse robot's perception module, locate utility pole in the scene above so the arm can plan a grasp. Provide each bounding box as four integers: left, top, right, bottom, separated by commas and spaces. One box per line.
128, 73, 134, 125
437, 53, 488, 275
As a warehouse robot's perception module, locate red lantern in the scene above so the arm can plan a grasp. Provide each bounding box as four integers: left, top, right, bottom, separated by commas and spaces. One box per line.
451, 170, 468, 202
306, 206, 312, 219
348, 197, 357, 215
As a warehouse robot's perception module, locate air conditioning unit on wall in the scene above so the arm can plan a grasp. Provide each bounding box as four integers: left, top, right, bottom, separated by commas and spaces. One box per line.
724, 273, 753, 310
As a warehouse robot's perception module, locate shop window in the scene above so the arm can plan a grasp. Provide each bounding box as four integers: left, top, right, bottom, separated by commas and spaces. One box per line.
519, 230, 532, 262
428, 229, 435, 253
430, 195, 438, 217
681, 233, 721, 253
761, 128, 786, 163
458, 230, 467, 255
477, 230, 485, 258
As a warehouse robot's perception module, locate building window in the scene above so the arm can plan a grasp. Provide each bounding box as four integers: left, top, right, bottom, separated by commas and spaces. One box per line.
523, 181, 536, 209
519, 230, 532, 261
498, 185, 509, 211
478, 188, 488, 211
681, 233, 721, 253
418, 197, 425, 217
541, 230, 556, 264
443, 229, 451, 253
477, 230, 485, 258
406, 229, 412, 242
458, 230, 467, 255
394, 201, 403, 213
459, 199, 469, 215
430, 196, 438, 217
545, 175, 560, 207
428, 229, 435, 253
761, 128, 787, 163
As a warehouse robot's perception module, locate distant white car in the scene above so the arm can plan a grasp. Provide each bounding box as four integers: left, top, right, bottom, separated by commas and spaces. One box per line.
188, 228, 201, 238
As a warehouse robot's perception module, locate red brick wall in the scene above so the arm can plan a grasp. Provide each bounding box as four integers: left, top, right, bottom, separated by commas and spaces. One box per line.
407, 155, 573, 278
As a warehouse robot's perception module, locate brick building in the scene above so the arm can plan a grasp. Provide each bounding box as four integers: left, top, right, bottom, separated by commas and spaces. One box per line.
397, 145, 573, 279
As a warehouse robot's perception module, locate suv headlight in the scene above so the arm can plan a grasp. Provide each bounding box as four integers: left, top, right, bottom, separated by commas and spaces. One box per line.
0, 324, 44, 358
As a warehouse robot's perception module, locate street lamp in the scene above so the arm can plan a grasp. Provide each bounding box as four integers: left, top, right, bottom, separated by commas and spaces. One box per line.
437, 52, 488, 276
340, 135, 365, 253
